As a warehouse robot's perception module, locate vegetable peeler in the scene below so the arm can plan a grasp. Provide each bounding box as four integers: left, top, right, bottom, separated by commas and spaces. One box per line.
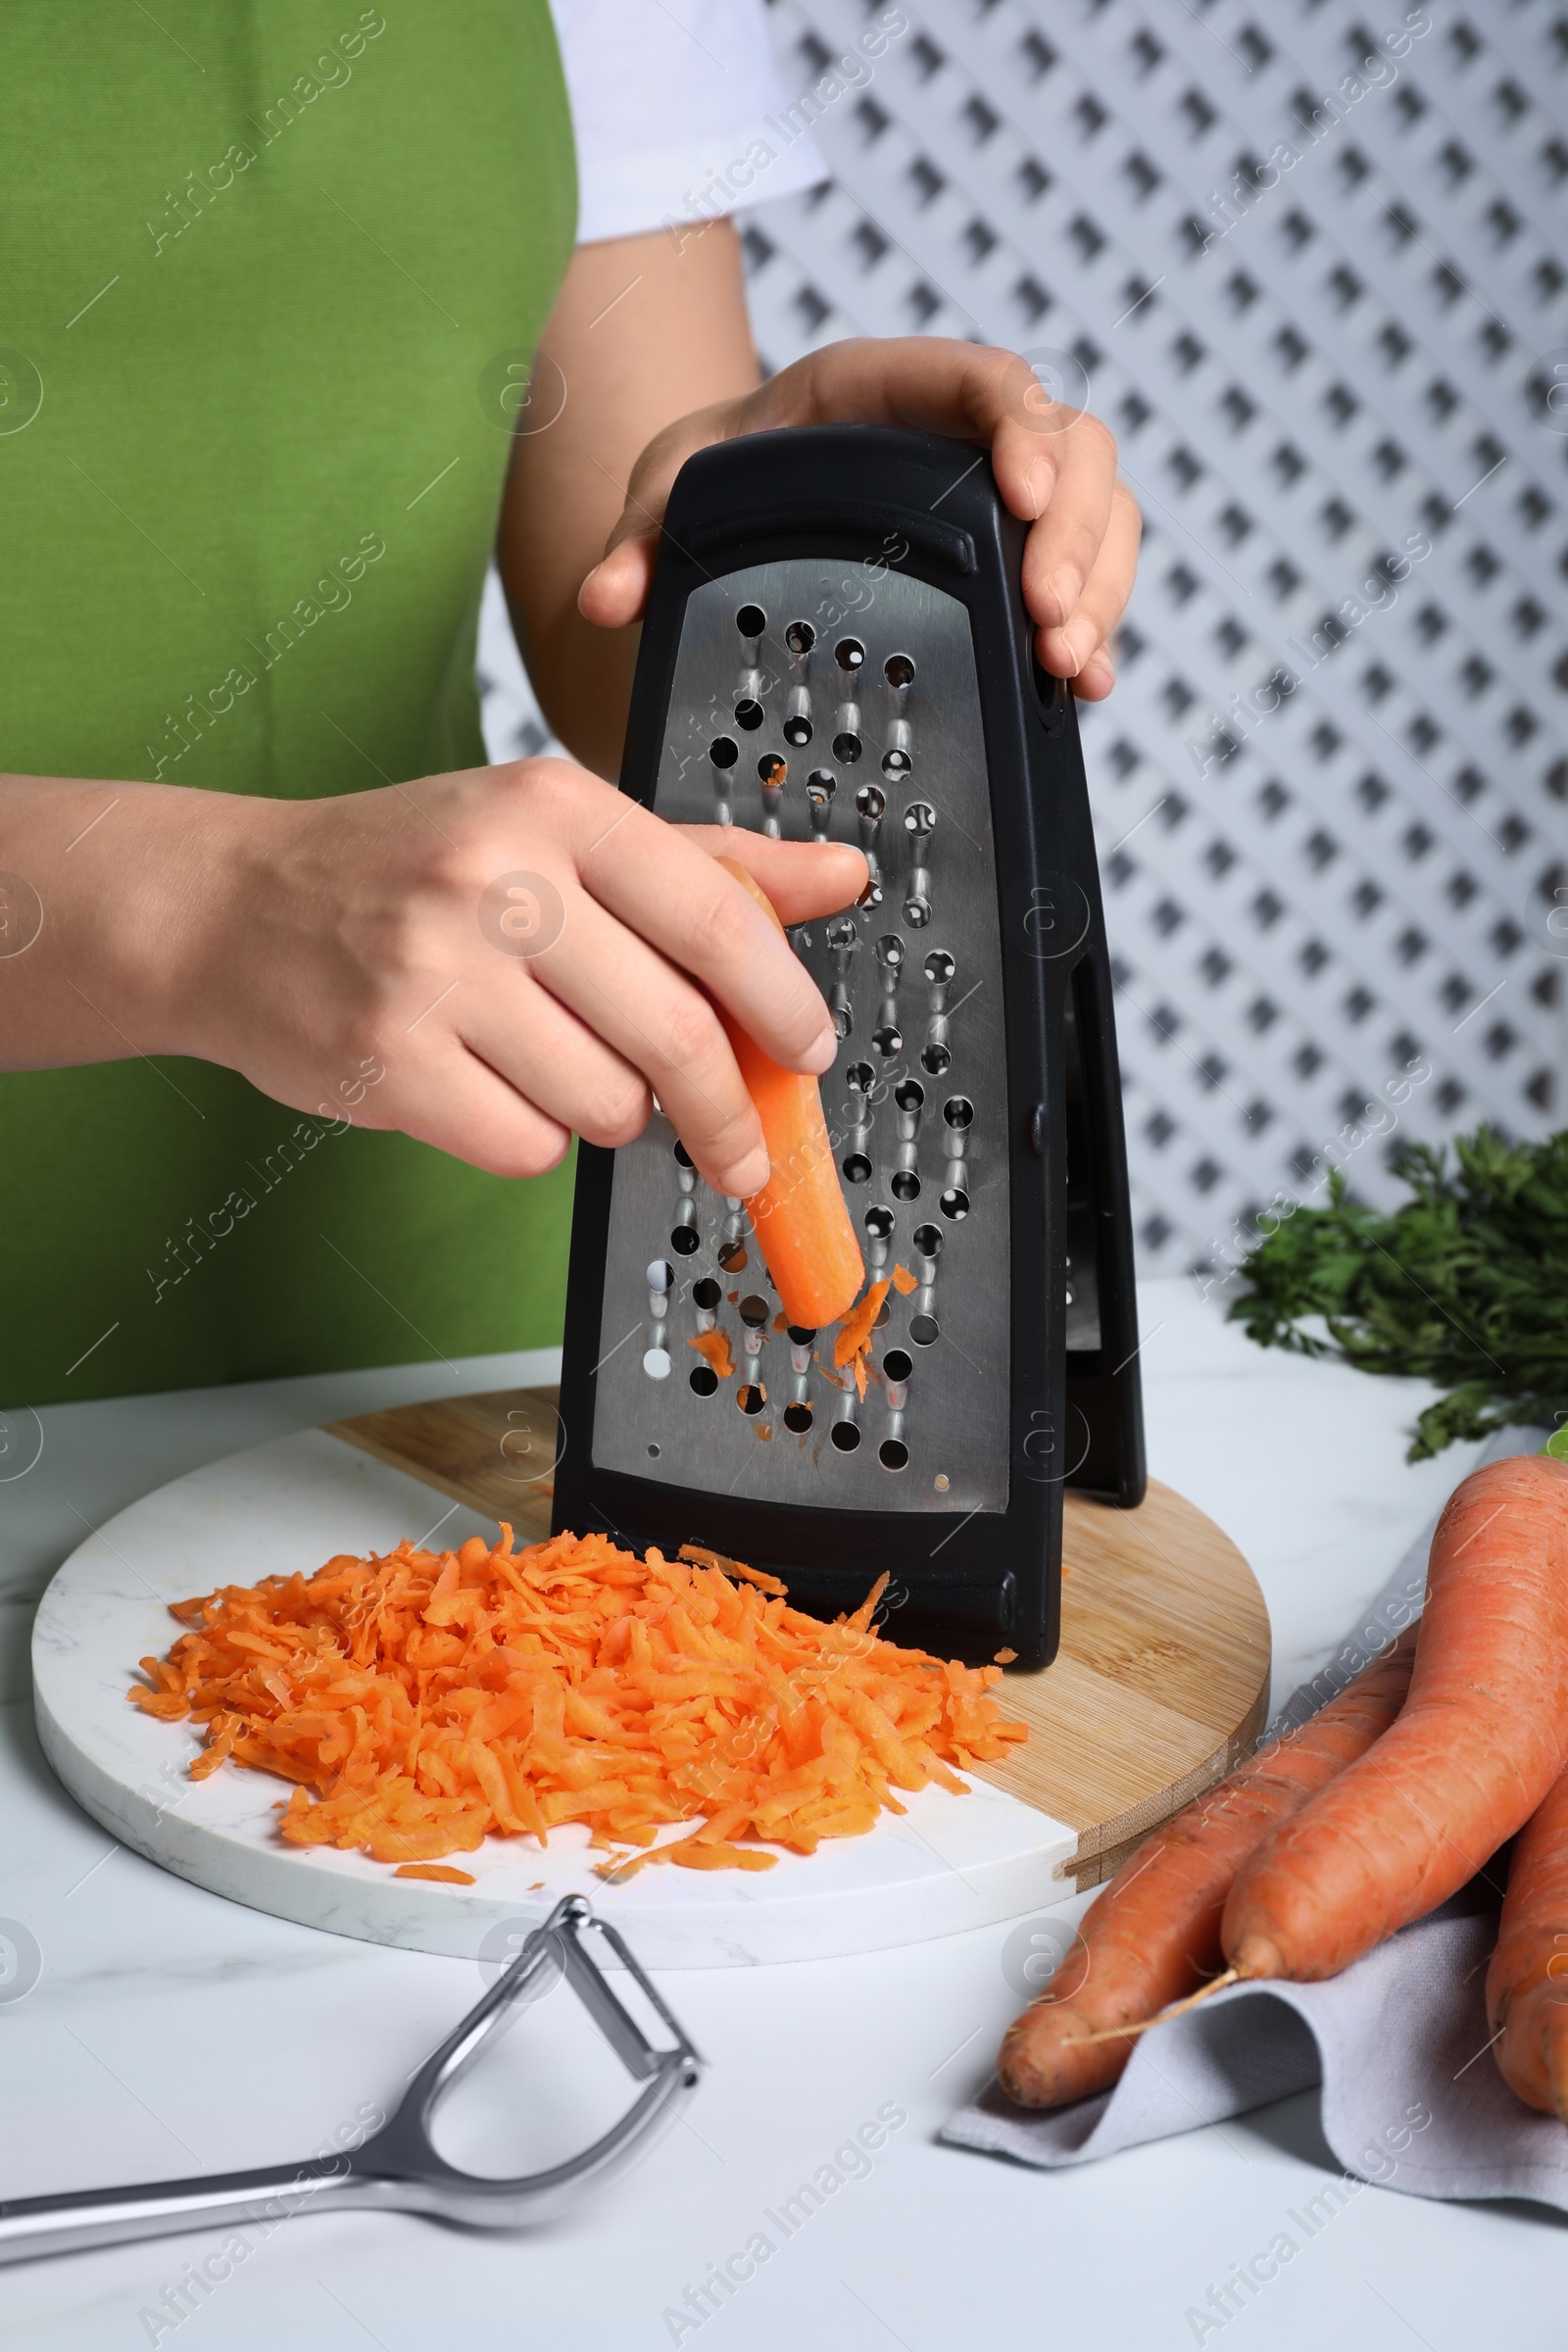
556, 425, 1145, 1671
0, 1897, 700, 2265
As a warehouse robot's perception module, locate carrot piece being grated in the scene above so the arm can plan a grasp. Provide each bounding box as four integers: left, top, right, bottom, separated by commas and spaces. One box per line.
127, 1522, 1026, 1876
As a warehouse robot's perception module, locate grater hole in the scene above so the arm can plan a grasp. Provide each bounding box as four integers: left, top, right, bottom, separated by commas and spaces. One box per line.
693, 1277, 722, 1311
873, 1298, 891, 1328
783, 713, 812, 747
920, 1042, 952, 1077
939, 1187, 970, 1221
672, 1140, 694, 1167
758, 753, 786, 786
717, 1240, 747, 1274
878, 1439, 909, 1473
738, 1294, 769, 1328
832, 732, 862, 763
670, 1227, 702, 1256
785, 620, 815, 657
846, 1060, 875, 1097
885, 653, 915, 689
642, 1348, 671, 1380
735, 605, 766, 638
890, 1169, 921, 1201
883, 1349, 912, 1384
834, 637, 865, 673
875, 933, 904, 973
807, 768, 835, 806
842, 1152, 873, 1185
648, 1444, 661, 1457
864, 1204, 895, 1241
923, 951, 955, 985
788, 1324, 816, 1346
894, 1080, 924, 1114
689, 1365, 718, 1396
944, 1096, 974, 1131
783, 1401, 813, 1434
734, 699, 764, 731
647, 1259, 674, 1293
872, 1025, 903, 1059
856, 783, 885, 823
882, 748, 912, 779
709, 736, 738, 769
912, 1222, 943, 1260
830, 1420, 861, 1452
737, 1383, 766, 1416
904, 897, 932, 929
909, 1313, 940, 1346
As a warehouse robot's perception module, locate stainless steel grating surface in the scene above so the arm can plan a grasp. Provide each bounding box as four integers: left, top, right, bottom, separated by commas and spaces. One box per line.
479, 0, 1568, 1279
589, 562, 1012, 1513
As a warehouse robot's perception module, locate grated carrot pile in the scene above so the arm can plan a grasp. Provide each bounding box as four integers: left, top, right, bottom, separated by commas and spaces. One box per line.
129, 1526, 1027, 1877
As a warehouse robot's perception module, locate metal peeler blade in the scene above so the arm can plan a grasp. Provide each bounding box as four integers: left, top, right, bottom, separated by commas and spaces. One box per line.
0, 1895, 703, 2265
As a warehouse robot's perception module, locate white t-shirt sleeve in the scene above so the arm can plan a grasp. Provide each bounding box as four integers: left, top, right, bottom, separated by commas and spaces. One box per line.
548, 0, 833, 244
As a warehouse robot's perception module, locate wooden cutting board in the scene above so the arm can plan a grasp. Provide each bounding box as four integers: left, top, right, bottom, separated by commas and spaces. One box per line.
328, 1386, 1271, 1892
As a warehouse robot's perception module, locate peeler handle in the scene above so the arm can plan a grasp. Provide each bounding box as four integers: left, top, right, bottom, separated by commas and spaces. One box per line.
0, 2152, 386, 2267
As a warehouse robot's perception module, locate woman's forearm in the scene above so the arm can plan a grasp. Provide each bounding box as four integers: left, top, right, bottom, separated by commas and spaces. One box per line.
498, 220, 761, 775
0, 773, 235, 1071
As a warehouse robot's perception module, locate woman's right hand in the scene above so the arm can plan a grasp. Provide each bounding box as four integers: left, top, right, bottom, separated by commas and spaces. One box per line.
0, 759, 866, 1197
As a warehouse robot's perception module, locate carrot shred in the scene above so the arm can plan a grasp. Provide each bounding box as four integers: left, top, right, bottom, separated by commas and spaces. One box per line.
834, 1278, 891, 1370
891, 1262, 918, 1296
127, 1523, 1026, 1873
687, 1329, 735, 1379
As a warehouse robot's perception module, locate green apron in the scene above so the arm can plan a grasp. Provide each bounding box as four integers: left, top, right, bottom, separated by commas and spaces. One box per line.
0, 3, 577, 1406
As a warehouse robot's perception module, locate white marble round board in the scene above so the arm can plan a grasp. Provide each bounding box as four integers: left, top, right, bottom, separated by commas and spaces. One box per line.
32, 1430, 1077, 1969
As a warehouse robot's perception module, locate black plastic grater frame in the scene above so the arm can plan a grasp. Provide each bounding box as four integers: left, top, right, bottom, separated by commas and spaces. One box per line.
554, 425, 1144, 1670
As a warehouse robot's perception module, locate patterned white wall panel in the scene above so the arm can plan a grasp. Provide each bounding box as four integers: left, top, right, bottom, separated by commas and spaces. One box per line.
480, 0, 1568, 1278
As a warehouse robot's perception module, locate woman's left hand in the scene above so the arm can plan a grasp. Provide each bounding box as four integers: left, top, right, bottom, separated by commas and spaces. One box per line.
577, 336, 1141, 702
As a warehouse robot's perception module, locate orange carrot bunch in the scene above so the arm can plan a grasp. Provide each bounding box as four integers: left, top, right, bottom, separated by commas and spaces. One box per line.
130, 1527, 1026, 1876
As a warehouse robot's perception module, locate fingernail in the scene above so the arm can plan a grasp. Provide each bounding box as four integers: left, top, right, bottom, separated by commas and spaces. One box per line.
1051, 564, 1083, 622
802, 1022, 839, 1076
730, 1148, 770, 1197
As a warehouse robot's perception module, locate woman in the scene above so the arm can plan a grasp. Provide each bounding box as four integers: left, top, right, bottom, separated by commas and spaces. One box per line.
0, 1, 1138, 1405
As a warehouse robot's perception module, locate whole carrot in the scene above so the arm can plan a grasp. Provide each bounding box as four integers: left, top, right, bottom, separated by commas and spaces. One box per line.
1487, 1758, 1568, 2120
997, 1629, 1417, 2108
1223, 1454, 1568, 1984
711, 858, 863, 1330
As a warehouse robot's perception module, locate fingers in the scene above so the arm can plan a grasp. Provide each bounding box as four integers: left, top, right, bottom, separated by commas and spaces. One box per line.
679, 828, 867, 928
1030, 480, 1142, 688
1015, 422, 1119, 640
535, 766, 838, 1075
460, 964, 653, 1152
523, 881, 769, 1196
577, 400, 735, 630
388, 1045, 573, 1182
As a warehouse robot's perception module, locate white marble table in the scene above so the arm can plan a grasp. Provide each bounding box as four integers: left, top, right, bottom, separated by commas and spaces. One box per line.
0, 1279, 1559, 2352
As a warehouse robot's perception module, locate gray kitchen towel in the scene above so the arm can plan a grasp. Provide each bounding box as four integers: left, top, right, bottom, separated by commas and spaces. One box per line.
943, 1427, 1568, 2207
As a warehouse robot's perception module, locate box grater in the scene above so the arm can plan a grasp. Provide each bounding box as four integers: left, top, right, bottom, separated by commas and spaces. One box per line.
554, 426, 1144, 1670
